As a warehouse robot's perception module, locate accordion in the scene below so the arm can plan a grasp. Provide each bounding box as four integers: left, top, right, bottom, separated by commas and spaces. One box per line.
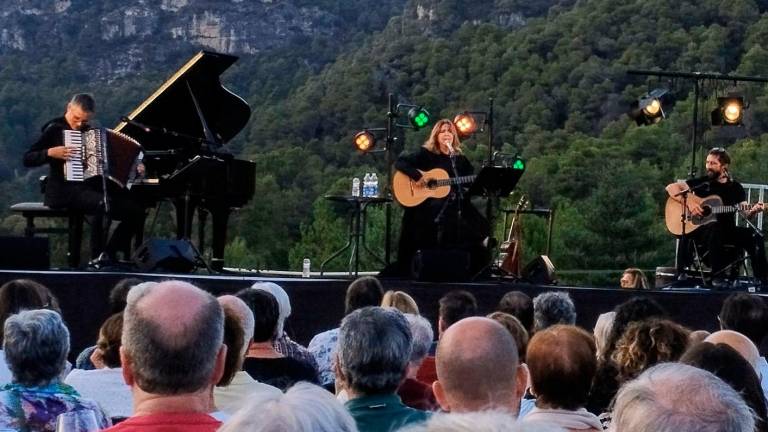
63, 128, 143, 188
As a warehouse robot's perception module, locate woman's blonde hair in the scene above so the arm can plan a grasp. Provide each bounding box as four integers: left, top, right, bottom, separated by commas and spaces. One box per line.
381, 290, 419, 315
423, 119, 462, 154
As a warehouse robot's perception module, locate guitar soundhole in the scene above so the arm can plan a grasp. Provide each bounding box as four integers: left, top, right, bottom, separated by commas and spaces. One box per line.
701, 206, 712, 217
426, 179, 437, 189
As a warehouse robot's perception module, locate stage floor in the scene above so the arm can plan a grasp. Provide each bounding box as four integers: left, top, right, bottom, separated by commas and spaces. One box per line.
0, 269, 759, 360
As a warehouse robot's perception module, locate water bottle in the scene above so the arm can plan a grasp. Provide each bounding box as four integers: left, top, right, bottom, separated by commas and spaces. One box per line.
371, 173, 379, 197
302, 258, 311, 278
352, 177, 360, 197
363, 173, 371, 197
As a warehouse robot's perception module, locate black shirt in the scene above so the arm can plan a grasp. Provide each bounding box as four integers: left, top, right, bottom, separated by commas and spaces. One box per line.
686, 176, 746, 230
242, 356, 319, 391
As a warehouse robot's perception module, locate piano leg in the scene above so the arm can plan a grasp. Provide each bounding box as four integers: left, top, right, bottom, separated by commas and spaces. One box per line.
173, 197, 198, 240
198, 208, 208, 254
209, 207, 230, 272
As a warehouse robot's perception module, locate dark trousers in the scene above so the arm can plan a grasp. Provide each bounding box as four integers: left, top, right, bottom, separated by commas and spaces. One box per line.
679, 223, 767, 282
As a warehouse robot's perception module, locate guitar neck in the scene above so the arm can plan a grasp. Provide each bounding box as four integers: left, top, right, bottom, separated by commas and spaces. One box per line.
713, 204, 751, 214
433, 174, 476, 187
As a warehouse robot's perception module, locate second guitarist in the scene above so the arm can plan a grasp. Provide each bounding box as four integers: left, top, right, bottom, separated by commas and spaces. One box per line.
393, 119, 489, 276
666, 147, 767, 286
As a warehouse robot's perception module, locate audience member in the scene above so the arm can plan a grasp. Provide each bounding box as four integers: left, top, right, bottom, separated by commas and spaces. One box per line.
65, 312, 132, 419
76, 277, 144, 370
400, 410, 566, 432
103, 280, 226, 431
610, 363, 755, 432
0, 279, 61, 385
219, 382, 357, 432
497, 291, 534, 336
250, 282, 318, 370
689, 329, 711, 344
214, 295, 281, 415
433, 317, 526, 414
619, 268, 649, 289
382, 290, 420, 315
487, 311, 529, 362
309, 276, 384, 389
681, 342, 768, 432
399, 313, 437, 410
532, 291, 576, 333
592, 312, 615, 358
0, 309, 110, 430
612, 318, 689, 382
523, 325, 601, 432
718, 292, 768, 395
704, 330, 760, 369
336, 306, 429, 431
239, 289, 318, 391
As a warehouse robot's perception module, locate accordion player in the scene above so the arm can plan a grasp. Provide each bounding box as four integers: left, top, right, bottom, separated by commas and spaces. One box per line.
63, 128, 144, 188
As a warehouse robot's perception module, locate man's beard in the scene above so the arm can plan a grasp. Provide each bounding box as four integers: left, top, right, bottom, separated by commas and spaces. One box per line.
706, 169, 720, 180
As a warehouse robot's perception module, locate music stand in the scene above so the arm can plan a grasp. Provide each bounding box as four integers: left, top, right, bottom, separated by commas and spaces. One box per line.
468, 166, 523, 198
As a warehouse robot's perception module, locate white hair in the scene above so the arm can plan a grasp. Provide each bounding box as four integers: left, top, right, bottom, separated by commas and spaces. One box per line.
404, 313, 434, 364
251, 282, 291, 337
219, 382, 358, 432
611, 363, 755, 432
218, 295, 255, 359
399, 410, 566, 432
593, 311, 616, 357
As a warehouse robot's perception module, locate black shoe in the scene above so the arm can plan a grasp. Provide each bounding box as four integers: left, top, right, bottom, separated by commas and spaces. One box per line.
86, 253, 115, 270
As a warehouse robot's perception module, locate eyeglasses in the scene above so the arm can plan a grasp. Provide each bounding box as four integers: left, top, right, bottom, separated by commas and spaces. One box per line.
710, 147, 726, 153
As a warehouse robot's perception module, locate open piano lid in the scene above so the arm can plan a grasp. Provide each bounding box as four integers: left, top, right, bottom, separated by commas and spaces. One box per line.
115, 50, 251, 153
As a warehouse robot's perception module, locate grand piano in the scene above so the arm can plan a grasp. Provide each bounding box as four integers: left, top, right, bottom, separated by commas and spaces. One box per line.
116, 50, 256, 271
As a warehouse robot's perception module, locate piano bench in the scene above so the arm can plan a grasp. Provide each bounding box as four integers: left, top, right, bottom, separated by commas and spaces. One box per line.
9, 202, 84, 268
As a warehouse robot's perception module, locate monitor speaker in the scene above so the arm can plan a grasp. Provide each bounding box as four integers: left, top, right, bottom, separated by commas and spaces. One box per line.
0, 237, 49, 270
132, 239, 197, 273
522, 255, 557, 285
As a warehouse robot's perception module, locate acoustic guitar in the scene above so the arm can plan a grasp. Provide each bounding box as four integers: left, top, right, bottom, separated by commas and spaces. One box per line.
665, 193, 761, 236
499, 195, 528, 276
392, 168, 475, 207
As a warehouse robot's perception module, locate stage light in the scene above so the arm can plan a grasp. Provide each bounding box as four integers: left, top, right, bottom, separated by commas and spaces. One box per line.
512, 158, 525, 171
407, 106, 431, 130
711, 96, 744, 126
453, 113, 478, 137
628, 89, 667, 126
353, 131, 376, 152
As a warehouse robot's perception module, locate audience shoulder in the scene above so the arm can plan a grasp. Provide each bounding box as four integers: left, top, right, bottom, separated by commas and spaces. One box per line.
399, 410, 566, 432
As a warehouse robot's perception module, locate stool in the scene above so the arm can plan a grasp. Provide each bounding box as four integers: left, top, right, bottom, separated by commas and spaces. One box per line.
10, 202, 84, 268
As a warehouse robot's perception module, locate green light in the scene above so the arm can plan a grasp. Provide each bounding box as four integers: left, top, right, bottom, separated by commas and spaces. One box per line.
512, 159, 525, 170
408, 107, 431, 130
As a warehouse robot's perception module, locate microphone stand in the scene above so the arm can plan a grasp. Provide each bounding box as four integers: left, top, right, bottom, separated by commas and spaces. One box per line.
673, 181, 710, 282
448, 151, 463, 245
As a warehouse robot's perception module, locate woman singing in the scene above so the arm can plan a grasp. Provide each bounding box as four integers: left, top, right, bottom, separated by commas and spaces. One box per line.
393, 119, 489, 276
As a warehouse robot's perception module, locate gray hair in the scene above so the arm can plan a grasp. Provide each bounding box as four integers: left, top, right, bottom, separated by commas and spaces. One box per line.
404, 313, 433, 364
218, 295, 255, 359
338, 306, 412, 394
4, 309, 69, 386
611, 363, 755, 432
123, 280, 224, 394
251, 282, 291, 337
533, 291, 576, 332
69, 93, 95, 112
219, 382, 357, 432
400, 410, 566, 432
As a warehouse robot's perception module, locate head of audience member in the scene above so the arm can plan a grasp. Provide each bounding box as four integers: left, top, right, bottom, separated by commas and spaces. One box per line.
689, 329, 711, 345
433, 317, 526, 413
336, 307, 411, 398
399, 410, 566, 432
404, 313, 434, 377
601, 296, 666, 362
718, 292, 767, 348
704, 330, 760, 369
108, 278, 144, 314
619, 268, 649, 290
0, 279, 60, 344
120, 280, 225, 412
92, 312, 123, 369
237, 289, 280, 345
217, 295, 255, 386
382, 290, 419, 315
681, 342, 768, 432
593, 311, 615, 358
4, 309, 69, 386
526, 325, 596, 411
532, 291, 576, 333
497, 291, 534, 334
487, 312, 529, 362
438, 290, 478, 337
612, 318, 689, 382
344, 276, 384, 316
610, 363, 755, 432
251, 282, 291, 338
219, 382, 357, 432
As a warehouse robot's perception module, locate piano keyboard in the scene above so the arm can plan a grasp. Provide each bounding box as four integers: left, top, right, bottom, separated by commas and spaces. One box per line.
63, 130, 84, 182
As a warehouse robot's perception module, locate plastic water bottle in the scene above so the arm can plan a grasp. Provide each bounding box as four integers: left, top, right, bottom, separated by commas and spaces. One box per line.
352, 177, 360, 197
302, 258, 311, 278
371, 173, 379, 197
363, 173, 372, 197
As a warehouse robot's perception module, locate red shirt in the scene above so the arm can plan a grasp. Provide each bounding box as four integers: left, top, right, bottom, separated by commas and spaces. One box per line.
103, 412, 221, 432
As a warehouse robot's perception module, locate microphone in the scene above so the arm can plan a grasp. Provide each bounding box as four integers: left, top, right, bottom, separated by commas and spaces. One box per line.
120, 116, 151, 133
723, 168, 732, 181
444, 139, 455, 155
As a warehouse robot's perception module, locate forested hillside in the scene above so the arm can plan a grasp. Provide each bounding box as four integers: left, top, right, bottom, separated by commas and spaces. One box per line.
2, 0, 768, 283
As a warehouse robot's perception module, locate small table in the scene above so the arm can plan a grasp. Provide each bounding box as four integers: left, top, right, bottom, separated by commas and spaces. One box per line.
320, 195, 391, 276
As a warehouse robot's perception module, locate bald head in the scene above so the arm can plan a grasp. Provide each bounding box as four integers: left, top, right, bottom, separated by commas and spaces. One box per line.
218, 295, 255, 359
434, 317, 524, 413
704, 330, 759, 369
123, 280, 224, 395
